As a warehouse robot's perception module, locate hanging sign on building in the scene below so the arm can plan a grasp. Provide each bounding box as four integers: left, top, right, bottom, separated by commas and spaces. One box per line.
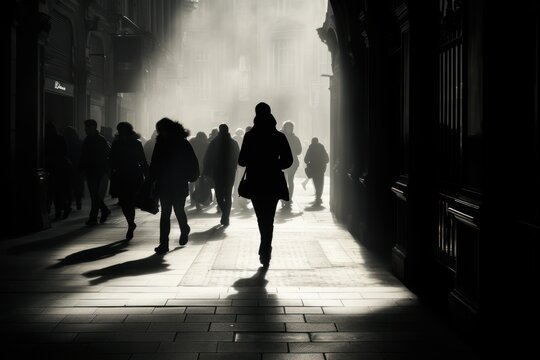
45, 78, 74, 96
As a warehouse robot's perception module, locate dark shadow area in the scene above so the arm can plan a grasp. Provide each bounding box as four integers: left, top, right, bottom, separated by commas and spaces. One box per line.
7, 226, 99, 255
188, 225, 227, 242
48, 239, 130, 268
82, 252, 171, 285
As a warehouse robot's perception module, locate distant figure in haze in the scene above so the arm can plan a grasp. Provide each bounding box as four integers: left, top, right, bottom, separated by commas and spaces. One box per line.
280, 120, 302, 209
232, 128, 245, 207
208, 127, 219, 143
109, 122, 149, 239
189, 131, 210, 209
80, 119, 111, 226
100, 125, 114, 145
238, 102, 293, 267
144, 130, 157, 164
304, 137, 329, 206
63, 126, 84, 210
203, 124, 240, 226
148, 118, 199, 254
44, 122, 73, 220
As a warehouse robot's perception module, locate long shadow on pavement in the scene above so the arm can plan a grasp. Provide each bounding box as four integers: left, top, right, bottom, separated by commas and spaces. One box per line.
82, 252, 173, 286
188, 225, 227, 242
48, 239, 131, 268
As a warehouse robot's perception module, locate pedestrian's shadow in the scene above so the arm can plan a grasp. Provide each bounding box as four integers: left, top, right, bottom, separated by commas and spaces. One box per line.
231, 207, 255, 219
186, 207, 220, 218
189, 225, 227, 242
83, 252, 172, 286
48, 239, 130, 269
274, 208, 304, 224
232, 267, 269, 288
303, 204, 325, 212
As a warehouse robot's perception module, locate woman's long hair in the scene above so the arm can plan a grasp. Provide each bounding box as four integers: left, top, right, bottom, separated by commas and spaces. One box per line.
116, 122, 141, 141
156, 117, 190, 139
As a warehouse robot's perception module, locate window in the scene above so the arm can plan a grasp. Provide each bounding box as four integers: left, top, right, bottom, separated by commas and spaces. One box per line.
273, 39, 295, 87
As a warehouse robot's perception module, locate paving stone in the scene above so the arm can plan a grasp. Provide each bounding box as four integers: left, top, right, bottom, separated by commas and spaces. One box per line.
75, 331, 175, 342
216, 307, 284, 314
147, 323, 210, 332
131, 354, 199, 360
217, 342, 288, 353
286, 323, 337, 332
285, 307, 324, 314
153, 307, 187, 314
92, 314, 127, 323
236, 314, 305, 323
185, 314, 236, 323
263, 354, 325, 360
54, 323, 149, 333
235, 332, 310, 342
210, 323, 285, 332
175, 332, 234, 342
158, 341, 218, 352
199, 354, 261, 360
125, 314, 186, 322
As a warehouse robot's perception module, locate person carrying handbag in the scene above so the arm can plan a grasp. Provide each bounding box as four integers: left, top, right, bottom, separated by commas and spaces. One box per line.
238, 103, 293, 267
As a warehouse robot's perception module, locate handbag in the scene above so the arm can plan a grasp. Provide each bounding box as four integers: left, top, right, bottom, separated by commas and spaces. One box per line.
135, 179, 159, 214
109, 171, 119, 198
194, 177, 212, 205
238, 169, 252, 199
305, 163, 313, 179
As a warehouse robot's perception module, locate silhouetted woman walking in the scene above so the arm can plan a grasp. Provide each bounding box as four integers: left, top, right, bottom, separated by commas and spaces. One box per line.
149, 118, 199, 254
238, 103, 293, 267
109, 122, 149, 239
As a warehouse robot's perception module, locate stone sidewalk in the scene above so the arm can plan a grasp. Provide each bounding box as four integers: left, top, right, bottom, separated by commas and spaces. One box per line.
0, 177, 477, 359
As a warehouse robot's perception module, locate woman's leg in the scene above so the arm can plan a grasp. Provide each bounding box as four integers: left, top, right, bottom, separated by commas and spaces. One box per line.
159, 196, 173, 246
86, 174, 100, 223
252, 197, 279, 265
120, 194, 137, 239
313, 173, 324, 203
172, 195, 190, 245
287, 166, 297, 202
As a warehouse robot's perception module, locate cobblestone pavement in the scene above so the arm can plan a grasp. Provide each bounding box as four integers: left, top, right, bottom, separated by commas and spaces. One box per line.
0, 177, 477, 359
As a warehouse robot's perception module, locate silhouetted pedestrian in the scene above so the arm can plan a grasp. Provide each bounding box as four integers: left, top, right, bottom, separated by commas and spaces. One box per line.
280, 120, 302, 209
232, 128, 245, 207
144, 130, 157, 164
44, 122, 73, 220
189, 131, 210, 209
208, 128, 218, 142
63, 126, 84, 210
203, 124, 239, 226
148, 118, 199, 254
109, 122, 149, 239
304, 137, 329, 205
238, 103, 293, 267
100, 125, 114, 145
80, 119, 111, 226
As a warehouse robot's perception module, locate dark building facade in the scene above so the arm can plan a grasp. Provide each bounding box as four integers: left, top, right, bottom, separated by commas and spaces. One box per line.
319, 0, 539, 352
7, 0, 195, 235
